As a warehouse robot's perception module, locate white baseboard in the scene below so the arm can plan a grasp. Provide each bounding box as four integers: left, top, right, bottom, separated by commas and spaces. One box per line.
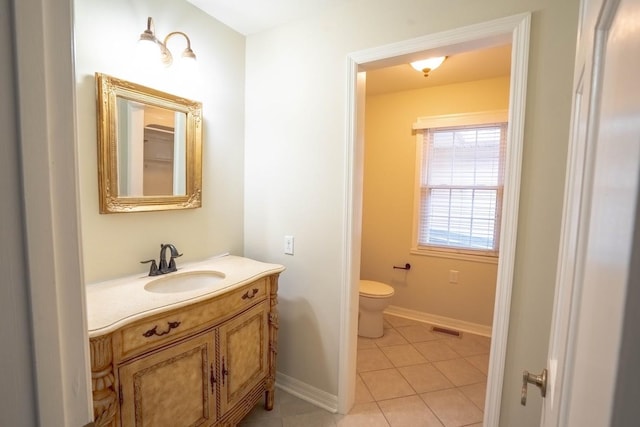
385, 305, 492, 337
275, 371, 338, 413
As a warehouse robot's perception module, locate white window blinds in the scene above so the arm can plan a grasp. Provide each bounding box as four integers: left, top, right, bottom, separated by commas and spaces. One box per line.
417, 123, 507, 254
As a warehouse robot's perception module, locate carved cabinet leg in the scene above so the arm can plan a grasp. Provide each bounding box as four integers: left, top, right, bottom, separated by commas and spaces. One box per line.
265, 275, 280, 411
90, 335, 117, 427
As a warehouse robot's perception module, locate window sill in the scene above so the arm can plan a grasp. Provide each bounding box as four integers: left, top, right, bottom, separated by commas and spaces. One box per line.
410, 247, 499, 264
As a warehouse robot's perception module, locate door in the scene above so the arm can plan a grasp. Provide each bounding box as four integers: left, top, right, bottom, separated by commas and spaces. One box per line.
119, 332, 216, 427
217, 301, 269, 415
540, 0, 640, 425
0, 0, 37, 423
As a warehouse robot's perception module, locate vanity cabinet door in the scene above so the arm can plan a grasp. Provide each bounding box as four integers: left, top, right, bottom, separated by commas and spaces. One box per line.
218, 301, 269, 415
118, 332, 216, 427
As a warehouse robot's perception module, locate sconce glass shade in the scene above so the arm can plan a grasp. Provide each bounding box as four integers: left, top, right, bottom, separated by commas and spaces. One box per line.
410, 56, 446, 76
137, 39, 161, 65
159, 45, 173, 67
179, 50, 197, 72
177, 54, 197, 80
137, 17, 162, 66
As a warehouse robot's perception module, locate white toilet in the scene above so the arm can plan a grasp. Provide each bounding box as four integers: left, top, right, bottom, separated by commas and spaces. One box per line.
358, 280, 395, 338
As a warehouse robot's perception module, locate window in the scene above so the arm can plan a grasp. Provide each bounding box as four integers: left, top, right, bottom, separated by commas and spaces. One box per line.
413, 115, 507, 257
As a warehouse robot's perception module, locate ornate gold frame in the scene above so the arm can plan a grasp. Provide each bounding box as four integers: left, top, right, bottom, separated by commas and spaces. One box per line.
95, 72, 203, 213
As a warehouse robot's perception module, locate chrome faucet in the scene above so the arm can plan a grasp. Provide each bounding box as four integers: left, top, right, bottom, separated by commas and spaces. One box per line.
141, 243, 183, 276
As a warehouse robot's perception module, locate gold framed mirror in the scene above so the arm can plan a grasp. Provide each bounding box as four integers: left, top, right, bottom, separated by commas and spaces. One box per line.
95, 73, 202, 213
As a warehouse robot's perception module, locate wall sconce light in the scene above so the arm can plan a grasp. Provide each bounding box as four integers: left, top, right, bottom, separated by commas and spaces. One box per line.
410, 56, 446, 77
138, 17, 196, 68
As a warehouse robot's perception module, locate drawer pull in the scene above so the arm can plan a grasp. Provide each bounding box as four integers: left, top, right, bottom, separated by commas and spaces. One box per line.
142, 321, 181, 338
242, 288, 259, 300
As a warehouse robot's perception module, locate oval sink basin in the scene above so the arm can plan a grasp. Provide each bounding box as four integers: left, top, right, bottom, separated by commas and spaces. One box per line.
144, 270, 226, 294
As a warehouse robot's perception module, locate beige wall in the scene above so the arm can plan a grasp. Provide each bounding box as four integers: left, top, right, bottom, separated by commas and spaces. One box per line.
75, 0, 246, 284
244, 0, 578, 425
362, 76, 510, 327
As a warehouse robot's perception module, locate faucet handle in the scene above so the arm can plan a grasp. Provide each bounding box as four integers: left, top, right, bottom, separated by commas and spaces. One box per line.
141, 259, 159, 276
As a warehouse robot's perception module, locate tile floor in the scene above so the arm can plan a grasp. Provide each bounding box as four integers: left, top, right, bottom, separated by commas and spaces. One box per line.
240, 314, 490, 427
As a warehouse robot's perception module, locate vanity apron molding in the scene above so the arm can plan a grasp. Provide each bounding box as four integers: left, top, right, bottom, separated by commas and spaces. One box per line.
86, 255, 284, 427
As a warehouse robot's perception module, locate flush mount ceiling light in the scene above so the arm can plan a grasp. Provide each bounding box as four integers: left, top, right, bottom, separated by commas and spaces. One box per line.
138, 17, 197, 67
410, 56, 446, 77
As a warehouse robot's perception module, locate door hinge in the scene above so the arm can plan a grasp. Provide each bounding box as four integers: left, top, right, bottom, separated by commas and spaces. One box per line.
119, 384, 123, 406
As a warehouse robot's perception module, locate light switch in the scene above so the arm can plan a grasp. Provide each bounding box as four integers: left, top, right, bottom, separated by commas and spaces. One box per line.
284, 235, 294, 255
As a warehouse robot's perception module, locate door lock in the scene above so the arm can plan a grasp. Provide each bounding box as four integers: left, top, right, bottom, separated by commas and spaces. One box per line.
521, 368, 547, 406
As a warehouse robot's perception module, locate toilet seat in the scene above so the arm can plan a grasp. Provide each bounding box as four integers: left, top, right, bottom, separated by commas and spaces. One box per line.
359, 280, 394, 298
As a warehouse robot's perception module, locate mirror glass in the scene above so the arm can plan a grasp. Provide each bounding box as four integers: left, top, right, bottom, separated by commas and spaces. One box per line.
96, 73, 202, 213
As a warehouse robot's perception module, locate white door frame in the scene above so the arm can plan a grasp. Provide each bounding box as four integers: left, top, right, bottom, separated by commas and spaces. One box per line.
339, 13, 531, 425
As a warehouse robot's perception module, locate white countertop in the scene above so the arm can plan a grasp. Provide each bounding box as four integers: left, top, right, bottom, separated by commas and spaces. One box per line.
86, 254, 285, 338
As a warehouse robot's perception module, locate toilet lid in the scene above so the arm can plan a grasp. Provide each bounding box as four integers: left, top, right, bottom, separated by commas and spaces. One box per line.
359, 280, 394, 298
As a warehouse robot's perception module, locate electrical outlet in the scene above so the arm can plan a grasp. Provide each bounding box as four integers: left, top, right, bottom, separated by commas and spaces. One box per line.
449, 270, 459, 284
284, 235, 294, 255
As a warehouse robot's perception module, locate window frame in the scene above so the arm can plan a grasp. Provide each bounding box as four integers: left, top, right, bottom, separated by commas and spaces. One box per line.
411, 111, 508, 262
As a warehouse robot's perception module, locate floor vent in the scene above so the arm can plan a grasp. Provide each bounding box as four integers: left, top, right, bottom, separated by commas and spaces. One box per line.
432, 326, 461, 337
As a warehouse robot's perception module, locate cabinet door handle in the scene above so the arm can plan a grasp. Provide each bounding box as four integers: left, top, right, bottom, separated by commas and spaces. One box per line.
242, 288, 259, 300
210, 363, 216, 394
222, 356, 229, 386
142, 321, 181, 338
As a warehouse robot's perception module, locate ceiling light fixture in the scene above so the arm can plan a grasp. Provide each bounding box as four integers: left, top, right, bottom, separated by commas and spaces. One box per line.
410, 56, 446, 77
138, 17, 197, 68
